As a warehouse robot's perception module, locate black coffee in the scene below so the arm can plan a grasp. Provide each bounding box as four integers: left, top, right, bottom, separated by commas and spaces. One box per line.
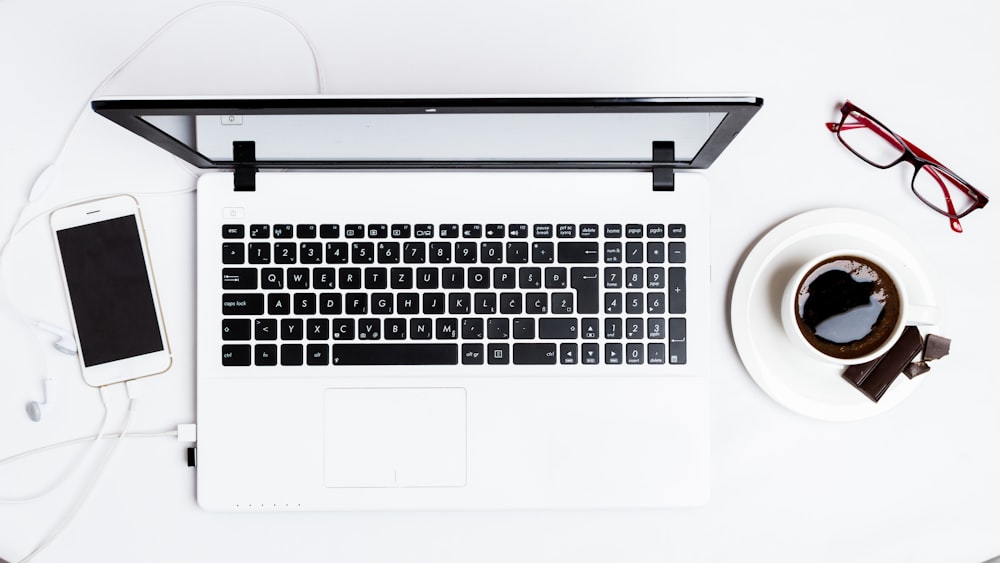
794, 255, 900, 360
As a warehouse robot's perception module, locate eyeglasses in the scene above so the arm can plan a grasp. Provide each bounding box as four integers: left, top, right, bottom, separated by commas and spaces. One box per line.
826, 100, 988, 233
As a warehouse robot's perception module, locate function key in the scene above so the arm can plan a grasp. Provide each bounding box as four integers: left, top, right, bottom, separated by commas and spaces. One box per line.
344, 224, 365, 238
440, 224, 460, 238
625, 224, 644, 238
391, 224, 411, 238
533, 224, 553, 238
508, 224, 529, 238
249, 224, 270, 238
414, 224, 435, 238
604, 224, 622, 238
556, 224, 576, 238
485, 224, 505, 238
668, 224, 686, 238
367, 224, 388, 238
272, 224, 294, 238
462, 224, 482, 238
319, 224, 340, 238
580, 224, 599, 238
222, 224, 245, 239
647, 224, 665, 238
296, 224, 317, 239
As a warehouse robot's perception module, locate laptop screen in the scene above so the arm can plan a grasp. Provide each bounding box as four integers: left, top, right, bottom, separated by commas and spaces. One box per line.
92, 96, 762, 171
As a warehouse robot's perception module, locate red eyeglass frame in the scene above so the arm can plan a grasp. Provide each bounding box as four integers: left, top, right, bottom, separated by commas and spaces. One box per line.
826, 100, 988, 233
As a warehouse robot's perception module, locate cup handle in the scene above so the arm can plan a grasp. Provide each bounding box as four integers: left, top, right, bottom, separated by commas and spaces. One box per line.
906, 304, 939, 326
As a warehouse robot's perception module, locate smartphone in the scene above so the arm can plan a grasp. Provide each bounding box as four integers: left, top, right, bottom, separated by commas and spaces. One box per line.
50, 195, 171, 386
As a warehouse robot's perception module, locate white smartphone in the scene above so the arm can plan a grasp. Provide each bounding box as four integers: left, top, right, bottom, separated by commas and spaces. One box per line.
50, 195, 171, 387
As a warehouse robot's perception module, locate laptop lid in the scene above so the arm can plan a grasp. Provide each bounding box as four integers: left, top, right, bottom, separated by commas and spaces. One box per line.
91, 95, 762, 188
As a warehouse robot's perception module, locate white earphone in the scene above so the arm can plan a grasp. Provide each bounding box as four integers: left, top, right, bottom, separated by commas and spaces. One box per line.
26, 377, 55, 423
35, 321, 78, 356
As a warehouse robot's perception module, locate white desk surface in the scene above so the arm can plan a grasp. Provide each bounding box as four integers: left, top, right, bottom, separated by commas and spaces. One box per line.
1, 0, 998, 561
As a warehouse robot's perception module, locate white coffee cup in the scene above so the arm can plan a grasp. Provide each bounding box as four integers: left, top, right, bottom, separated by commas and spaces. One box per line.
781, 249, 938, 365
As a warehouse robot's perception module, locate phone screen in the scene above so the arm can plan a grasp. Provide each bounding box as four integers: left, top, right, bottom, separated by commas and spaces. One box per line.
56, 215, 164, 367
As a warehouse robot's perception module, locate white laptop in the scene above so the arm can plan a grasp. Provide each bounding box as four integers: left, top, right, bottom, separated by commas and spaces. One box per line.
94, 95, 762, 511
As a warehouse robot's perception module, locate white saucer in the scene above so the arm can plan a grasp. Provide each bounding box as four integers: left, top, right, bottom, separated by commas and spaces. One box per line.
730, 208, 941, 421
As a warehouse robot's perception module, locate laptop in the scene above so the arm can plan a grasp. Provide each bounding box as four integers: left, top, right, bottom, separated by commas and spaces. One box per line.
93, 95, 762, 511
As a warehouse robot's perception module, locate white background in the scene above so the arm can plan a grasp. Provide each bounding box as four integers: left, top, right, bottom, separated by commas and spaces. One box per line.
1, 0, 998, 562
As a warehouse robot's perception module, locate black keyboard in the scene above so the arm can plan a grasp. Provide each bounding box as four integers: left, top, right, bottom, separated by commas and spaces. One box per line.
219, 222, 687, 367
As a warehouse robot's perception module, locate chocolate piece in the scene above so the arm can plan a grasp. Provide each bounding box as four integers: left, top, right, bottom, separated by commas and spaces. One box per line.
923, 334, 951, 361
904, 361, 931, 379
841, 326, 924, 403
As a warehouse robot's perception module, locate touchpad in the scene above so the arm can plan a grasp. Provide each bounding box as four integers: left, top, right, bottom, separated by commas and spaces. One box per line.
323, 387, 467, 488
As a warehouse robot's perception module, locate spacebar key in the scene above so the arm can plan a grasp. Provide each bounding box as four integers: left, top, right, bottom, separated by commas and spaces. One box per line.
333, 344, 458, 365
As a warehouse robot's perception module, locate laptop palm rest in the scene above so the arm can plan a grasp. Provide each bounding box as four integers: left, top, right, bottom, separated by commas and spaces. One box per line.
323, 387, 467, 488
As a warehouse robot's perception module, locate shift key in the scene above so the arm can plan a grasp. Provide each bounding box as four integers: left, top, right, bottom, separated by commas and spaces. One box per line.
222, 293, 264, 315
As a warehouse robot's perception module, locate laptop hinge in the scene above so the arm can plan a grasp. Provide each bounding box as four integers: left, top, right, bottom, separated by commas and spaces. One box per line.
651, 141, 675, 192
233, 141, 257, 192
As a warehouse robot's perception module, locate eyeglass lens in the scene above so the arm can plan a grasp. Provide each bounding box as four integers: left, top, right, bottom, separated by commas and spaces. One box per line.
912, 165, 978, 218
837, 110, 905, 168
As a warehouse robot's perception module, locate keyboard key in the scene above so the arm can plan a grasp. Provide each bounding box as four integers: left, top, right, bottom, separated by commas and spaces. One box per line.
539, 318, 577, 339
455, 242, 477, 263
281, 318, 303, 340
647, 267, 665, 288
512, 318, 535, 339
485, 224, 505, 238
367, 224, 388, 238
307, 319, 329, 340
669, 318, 687, 364
222, 294, 264, 315
461, 224, 482, 238
625, 224, 644, 238
255, 344, 278, 366
332, 343, 458, 365
410, 318, 432, 339
581, 318, 599, 339
560, 343, 578, 364
507, 224, 529, 238
557, 242, 599, 263
378, 242, 400, 263
625, 242, 643, 263
648, 318, 666, 339
668, 267, 686, 314
325, 242, 348, 264
414, 224, 434, 238
668, 224, 686, 238
222, 319, 251, 341
532, 242, 554, 263
648, 343, 666, 365
351, 242, 374, 263
545, 267, 567, 289
435, 318, 458, 339
582, 343, 600, 364
647, 224, 665, 238
403, 242, 426, 263
274, 242, 296, 264
307, 344, 329, 365
480, 242, 503, 263
358, 319, 381, 340
280, 344, 303, 366
506, 242, 529, 263
249, 244, 272, 265
513, 343, 556, 365
272, 224, 293, 238
487, 318, 509, 339
604, 242, 622, 263
319, 224, 340, 238
439, 224, 459, 238
533, 224, 553, 238
580, 224, 599, 238
462, 343, 485, 365
222, 243, 244, 264
556, 224, 575, 238
668, 242, 686, 263
222, 345, 251, 366
626, 343, 644, 365
385, 318, 407, 339
605, 318, 622, 339
605, 343, 623, 365
222, 268, 257, 290
390, 224, 411, 238
249, 224, 270, 238
551, 292, 574, 314
488, 343, 510, 364
344, 224, 364, 238
604, 224, 622, 238
255, 318, 277, 340
647, 242, 665, 264
332, 319, 355, 340
223, 224, 244, 238
296, 224, 317, 238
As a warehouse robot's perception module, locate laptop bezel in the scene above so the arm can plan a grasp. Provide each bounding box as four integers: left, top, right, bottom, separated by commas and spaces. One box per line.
91, 95, 762, 173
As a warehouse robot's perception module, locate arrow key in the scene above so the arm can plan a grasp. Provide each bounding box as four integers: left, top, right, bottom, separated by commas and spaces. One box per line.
582, 343, 600, 365
560, 343, 578, 364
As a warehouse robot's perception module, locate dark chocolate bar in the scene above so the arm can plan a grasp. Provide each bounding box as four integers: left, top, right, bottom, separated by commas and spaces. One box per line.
841, 326, 924, 403
903, 361, 931, 379
923, 334, 951, 361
